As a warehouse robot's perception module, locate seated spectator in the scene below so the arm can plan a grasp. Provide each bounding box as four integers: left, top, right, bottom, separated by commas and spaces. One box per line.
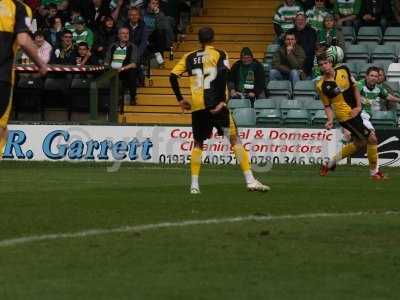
318, 14, 345, 49
273, 0, 303, 40
228, 47, 266, 103
306, 0, 331, 32
334, 0, 361, 28
269, 32, 306, 86
50, 30, 77, 65
288, 12, 317, 78
125, 7, 149, 62
37, 3, 59, 30
377, 67, 399, 112
85, 0, 111, 31
93, 16, 118, 63
71, 16, 95, 49
105, 27, 139, 105
142, 0, 174, 65
358, 66, 400, 118
44, 16, 63, 48
76, 42, 98, 65
33, 31, 52, 64
359, 0, 392, 32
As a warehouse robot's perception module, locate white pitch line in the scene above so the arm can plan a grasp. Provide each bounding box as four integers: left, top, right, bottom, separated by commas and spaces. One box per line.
0, 211, 399, 248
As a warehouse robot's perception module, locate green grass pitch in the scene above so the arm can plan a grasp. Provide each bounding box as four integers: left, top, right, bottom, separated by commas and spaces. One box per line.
0, 162, 400, 299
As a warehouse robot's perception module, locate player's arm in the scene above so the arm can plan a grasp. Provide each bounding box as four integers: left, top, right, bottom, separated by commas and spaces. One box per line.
210, 50, 230, 114
351, 82, 362, 117
170, 54, 190, 111
15, 3, 47, 76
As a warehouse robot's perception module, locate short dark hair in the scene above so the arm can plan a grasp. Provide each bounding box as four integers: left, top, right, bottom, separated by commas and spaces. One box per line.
316, 53, 330, 64
283, 31, 296, 41
62, 29, 73, 37
366, 66, 380, 75
33, 30, 44, 38
198, 27, 214, 44
77, 42, 89, 49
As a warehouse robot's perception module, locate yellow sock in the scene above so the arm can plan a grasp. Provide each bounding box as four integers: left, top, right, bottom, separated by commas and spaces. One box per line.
367, 144, 378, 174
233, 144, 251, 172
0, 135, 6, 158
191, 147, 202, 176
332, 143, 358, 164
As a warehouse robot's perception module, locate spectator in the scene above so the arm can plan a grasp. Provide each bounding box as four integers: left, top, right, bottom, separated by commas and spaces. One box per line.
377, 67, 399, 112
334, 0, 361, 28
76, 42, 98, 65
306, 0, 330, 32
318, 14, 345, 49
125, 7, 149, 62
93, 16, 118, 63
44, 16, 63, 48
85, 0, 111, 30
273, 0, 303, 39
105, 27, 139, 105
359, 0, 391, 32
269, 32, 306, 86
33, 31, 52, 64
298, 0, 316, 11
288, 12, 317, 77
50, 30, 77, 64
142, 0, 174, 64
311, 43, 326, 79
37, 3, 59, 30
71, 16, 94, 48
228, 47, 266, 103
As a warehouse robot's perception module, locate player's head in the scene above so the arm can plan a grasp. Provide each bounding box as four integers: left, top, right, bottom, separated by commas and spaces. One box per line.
365, 66, 380, 87
198, 27, 214, 45
317, 53, 333, 74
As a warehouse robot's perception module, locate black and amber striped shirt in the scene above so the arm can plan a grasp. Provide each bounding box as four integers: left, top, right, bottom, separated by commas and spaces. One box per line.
0, 0, 29, 83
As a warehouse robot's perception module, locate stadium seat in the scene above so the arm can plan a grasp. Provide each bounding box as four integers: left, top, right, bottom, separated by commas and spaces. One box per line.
357, 26, 382, 45
343, 62, 358, 78
384, 81, 400, 96
386, 63, 400, 81
345, 44, 370, 63
371, 111, 397, 128
232, 108, 256, 126
293, 94, 317, 103
256, 108, 282, 126
371, 44, 397, 64
267, 80, 292, 98
311, 110, 328, 127
293, 80, 317, 98
69, 77, 91, 113
341, 26, 355, 43
254, 99, 276, 111
284, 109, 310, 127
264, 44, 279, 63
227, 98, 252, 110
279, 99, 303, 116
43, 76, 72, 120
305, 100, 324, 117
383, 27, 400, 45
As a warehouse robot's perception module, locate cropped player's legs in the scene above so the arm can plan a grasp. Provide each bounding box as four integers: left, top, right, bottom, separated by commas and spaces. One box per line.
0, 82, 13, 159
227, 114, 270, 191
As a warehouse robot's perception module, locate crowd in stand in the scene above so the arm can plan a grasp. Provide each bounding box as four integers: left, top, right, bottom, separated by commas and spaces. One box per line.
18, 0, 196, 105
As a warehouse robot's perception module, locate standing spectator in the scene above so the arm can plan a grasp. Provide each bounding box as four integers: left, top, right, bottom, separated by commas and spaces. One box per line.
306, 0, 330, 32
125, 7, 149, 62
105, 27, 139, 105
318, 14, 345, 49
44, 16, 63, 48
71, 16, 94, 49
288, 12, 317, 77
93, 16, 118, 63
75, 42, 98, 65
33, 31, 53, 64
50, 30, 77, 64
273, 0, 303, 39
359, 0, 392, 32
334, 0, 362, 28
228, 47, 266, 103
85, 0, 111, 31
269, 32, 306, 86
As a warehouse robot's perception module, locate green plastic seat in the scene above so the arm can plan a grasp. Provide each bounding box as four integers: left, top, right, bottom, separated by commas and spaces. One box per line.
371, 111, 397, 128
256, 108, 282, 126
279, 99, 303, 116
284, 109, 310, 127
227, 98, 251, 110
233, 108, 256, 127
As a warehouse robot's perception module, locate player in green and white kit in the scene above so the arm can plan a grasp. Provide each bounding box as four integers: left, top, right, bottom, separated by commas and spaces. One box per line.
357, 67, 400, 131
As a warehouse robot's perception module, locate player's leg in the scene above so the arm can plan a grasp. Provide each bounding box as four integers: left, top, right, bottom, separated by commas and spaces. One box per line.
190, 110, 212, 194
366, 131, 387, 179
226, 113, 270, 191
0, 82, 13, 159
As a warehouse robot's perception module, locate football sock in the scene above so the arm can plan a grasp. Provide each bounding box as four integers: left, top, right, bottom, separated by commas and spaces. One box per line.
233, 144, 255, 184
0, 134, 6, 159
191, 147, 202, 188
329, 142, 357, 168
367, 144, 379, 175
